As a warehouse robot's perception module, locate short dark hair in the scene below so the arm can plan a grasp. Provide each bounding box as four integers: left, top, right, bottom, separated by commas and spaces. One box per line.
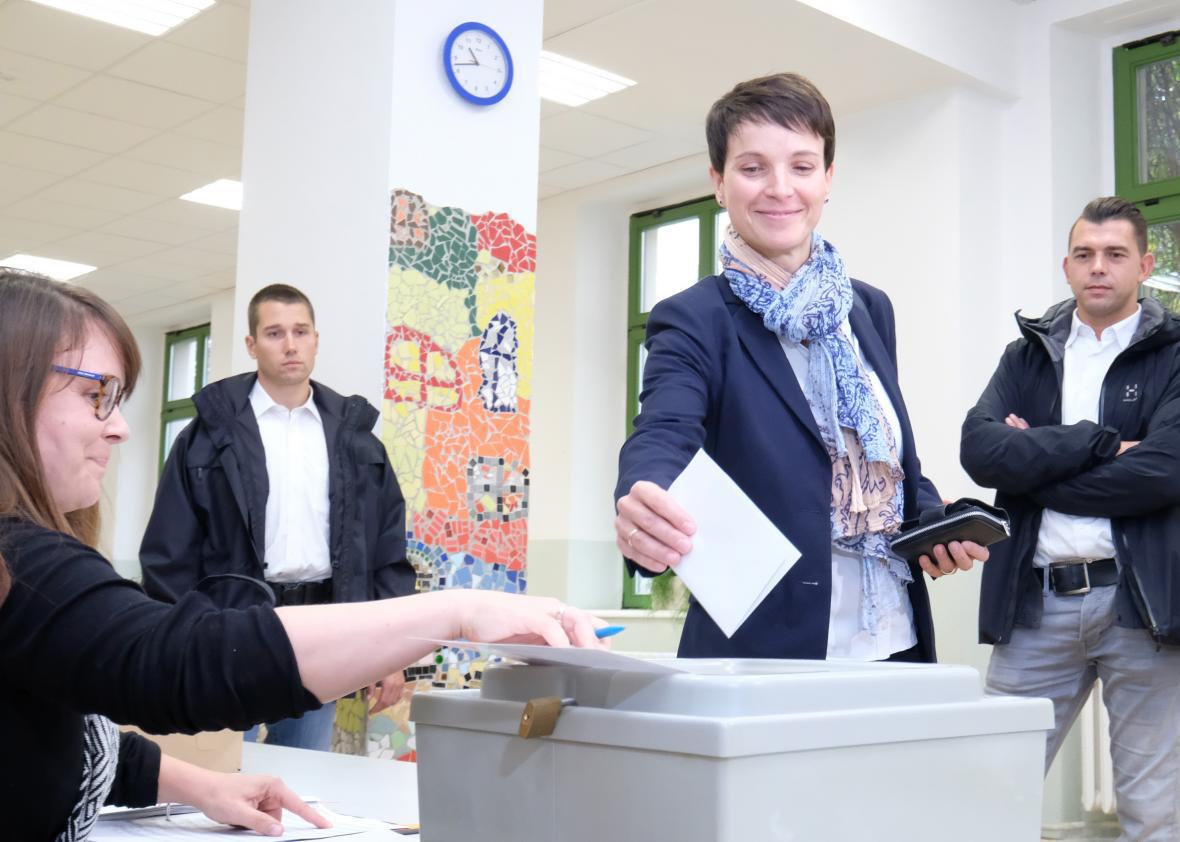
706, 73, 836, 174
1069, 196, 1149, 255
247, 284, 316, 337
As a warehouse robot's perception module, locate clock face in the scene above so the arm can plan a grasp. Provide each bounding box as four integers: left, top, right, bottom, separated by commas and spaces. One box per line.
444, 22, 513, 106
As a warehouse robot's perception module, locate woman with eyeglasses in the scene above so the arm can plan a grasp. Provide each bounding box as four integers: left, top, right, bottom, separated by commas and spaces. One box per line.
0, 269, 605, 841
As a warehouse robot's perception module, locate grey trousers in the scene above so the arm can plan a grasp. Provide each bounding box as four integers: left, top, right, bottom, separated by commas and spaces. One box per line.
986, 584, 1180, 842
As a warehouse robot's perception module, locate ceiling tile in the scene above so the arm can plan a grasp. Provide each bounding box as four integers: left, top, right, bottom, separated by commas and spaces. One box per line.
0, 161, 60, 203
167, 3, 250, 62
537, 183, 565, 200
80, 156, 209, 196
172, 105, 244, 145
540, 158, 628, 190
108, 41, 246, 103
188, 229, 238, 255
0, 90, 37, 125
56, 75, 214, 130
8, 104, 157, 154
114, 290, 191, 316
51, 231, 166, 261
37, 178, 162, 214
540, 110, 654, 157
151, 244, 234, 273
135, 197, 238, 232
542, 0, 646, 38
0, 2, 149, 71
80, 270, 178, 303
98, 214, 206, 246
0, 130, 107, 174
124, 131, 241, 177
540, 99, 569, 118
598, 135, 706, 171
0, 213, 81, 250
115, 252, 220, 282
0, 46, 91, 100
4, 195, 124, 228
539, 146, 583, 172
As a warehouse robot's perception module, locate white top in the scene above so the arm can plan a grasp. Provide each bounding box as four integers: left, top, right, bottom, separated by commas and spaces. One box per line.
780, 322, 918, 661
249, 379, 332, 583
1033, 306, 1140, 568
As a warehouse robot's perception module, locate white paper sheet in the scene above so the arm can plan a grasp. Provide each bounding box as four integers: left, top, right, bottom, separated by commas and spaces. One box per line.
416, 638, 685, 674
91, 804, 385, 840
667, 449, 800, 637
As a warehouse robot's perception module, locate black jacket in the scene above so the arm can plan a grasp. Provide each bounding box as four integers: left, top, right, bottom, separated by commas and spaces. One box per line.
961, 297, 1180, 645
616, 276, 942, 661
1, 517, 314, 841
141, 373, 414, 607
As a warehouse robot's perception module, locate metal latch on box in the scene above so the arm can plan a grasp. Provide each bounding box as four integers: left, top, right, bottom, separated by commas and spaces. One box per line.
518, 696, 576, 739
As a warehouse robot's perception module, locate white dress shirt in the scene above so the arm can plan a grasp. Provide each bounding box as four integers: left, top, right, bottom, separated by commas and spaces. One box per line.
1033, 307, 1141, 568
250, 380, 332, 583
780, 322, 918, 661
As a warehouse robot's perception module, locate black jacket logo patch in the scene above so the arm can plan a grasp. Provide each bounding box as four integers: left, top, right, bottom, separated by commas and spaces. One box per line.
1124, 384, 1140, 402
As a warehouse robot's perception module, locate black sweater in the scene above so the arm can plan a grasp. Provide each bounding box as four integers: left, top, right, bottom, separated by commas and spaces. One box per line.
0, 518, 318, 840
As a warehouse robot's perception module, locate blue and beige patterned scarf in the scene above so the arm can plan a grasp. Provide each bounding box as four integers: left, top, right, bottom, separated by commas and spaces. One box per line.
720, 226, 912, 632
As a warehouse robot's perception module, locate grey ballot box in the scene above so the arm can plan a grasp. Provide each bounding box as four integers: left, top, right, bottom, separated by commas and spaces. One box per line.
411, 657, 1053, 842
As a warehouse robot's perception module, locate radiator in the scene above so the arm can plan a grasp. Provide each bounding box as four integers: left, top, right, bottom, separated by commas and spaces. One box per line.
1078, 681, 1116, 815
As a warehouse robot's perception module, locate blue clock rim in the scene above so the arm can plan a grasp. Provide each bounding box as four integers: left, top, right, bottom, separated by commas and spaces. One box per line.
443, 21, 514, 106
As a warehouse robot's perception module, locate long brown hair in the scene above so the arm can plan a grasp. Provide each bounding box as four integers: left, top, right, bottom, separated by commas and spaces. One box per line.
0, 269, 141, 605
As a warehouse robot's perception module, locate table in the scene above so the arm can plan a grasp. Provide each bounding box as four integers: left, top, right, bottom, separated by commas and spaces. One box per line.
241, 742, 419, 831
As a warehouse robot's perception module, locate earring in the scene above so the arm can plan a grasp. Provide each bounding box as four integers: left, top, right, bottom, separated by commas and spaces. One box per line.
824, 196, 830, 204
718, 198, 725, 208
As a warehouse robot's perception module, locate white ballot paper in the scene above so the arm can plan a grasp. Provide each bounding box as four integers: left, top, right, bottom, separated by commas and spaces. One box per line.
667, 449, 800, 637
416, 638, 685, 675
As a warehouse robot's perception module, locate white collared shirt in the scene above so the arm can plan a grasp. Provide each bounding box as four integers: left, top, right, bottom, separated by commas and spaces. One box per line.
780, 322, 918, 661
249, 379, 332, 583
1033, 306, 1141, 568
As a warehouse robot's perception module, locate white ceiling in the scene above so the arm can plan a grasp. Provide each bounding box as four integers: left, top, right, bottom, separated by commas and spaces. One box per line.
0, 0, 963, 319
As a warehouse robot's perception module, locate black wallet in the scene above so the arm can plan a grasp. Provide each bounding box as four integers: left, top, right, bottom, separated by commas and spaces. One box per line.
889, 498, 1011, 562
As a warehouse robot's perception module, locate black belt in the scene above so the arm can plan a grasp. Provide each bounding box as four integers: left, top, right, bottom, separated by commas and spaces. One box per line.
1037, 559, 1118, 595
270, 578, 333, 606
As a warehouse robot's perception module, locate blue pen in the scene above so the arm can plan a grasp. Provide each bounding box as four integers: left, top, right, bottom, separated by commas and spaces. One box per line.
595, 625, 625, 639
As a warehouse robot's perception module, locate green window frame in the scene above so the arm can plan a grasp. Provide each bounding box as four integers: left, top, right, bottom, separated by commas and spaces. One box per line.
159, 323, 211, 471
622, 195, 724, 608
1114, 30, 1180, 313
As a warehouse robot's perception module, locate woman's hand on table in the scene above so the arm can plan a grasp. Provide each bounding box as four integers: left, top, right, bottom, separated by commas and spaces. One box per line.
615, 481, 696, 573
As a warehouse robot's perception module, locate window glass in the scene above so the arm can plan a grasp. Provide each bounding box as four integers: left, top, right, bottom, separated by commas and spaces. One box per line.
167, 337, 199, 402
641, 217, 700, 311
1145, 216, 1180, 314
1137, 56, 1180, 185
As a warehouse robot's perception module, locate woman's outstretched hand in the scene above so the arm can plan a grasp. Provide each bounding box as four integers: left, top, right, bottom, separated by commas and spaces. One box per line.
615, 480, 696, 573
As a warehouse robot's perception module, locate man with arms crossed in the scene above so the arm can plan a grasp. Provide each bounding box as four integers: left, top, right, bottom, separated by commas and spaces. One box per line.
961, 197, 1180, 840
141, 284, 414, 751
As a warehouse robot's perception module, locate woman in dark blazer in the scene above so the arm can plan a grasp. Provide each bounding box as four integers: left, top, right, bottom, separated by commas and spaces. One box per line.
614, 73, 988, 662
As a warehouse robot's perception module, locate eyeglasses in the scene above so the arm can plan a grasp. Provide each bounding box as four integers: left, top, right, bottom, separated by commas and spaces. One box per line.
51, 365, 124, 421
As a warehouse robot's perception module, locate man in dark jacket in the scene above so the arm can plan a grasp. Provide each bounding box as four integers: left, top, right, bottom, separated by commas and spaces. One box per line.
141, 284, 415, 752
961, 197, 1180, 841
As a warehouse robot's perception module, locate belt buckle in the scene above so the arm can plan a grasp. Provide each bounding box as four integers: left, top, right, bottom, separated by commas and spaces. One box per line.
1051, 560, 1091, 596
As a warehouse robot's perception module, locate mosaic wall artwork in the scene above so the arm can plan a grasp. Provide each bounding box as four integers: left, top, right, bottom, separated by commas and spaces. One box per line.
334, 189, 536, 760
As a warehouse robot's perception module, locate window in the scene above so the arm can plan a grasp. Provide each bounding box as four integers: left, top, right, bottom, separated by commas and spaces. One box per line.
160, 324, 211, 469
623, 196, 725, 607
1114, 30, 1180, 313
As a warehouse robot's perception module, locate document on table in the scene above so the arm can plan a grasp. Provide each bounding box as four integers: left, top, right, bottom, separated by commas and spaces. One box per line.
419, 639, 686, 674
667, 449, 800, 637
91, 803, 391, 840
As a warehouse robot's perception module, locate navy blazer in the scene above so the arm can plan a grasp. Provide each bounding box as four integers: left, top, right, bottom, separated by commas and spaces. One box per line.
615, 274, 942, 661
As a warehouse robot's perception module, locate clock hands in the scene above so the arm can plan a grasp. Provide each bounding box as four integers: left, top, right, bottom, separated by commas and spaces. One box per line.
453, 47, 481, 67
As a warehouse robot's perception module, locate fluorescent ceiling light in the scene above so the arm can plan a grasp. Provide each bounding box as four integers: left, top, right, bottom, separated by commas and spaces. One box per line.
180, 178, 242, 211
539, 50, 636, 107
28, 0, 214, 37
1, 253, 96, 281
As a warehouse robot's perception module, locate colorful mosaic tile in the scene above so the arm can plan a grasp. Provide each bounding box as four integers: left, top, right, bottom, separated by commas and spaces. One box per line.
472, 210, 536, 273
354, 190, 535, 762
